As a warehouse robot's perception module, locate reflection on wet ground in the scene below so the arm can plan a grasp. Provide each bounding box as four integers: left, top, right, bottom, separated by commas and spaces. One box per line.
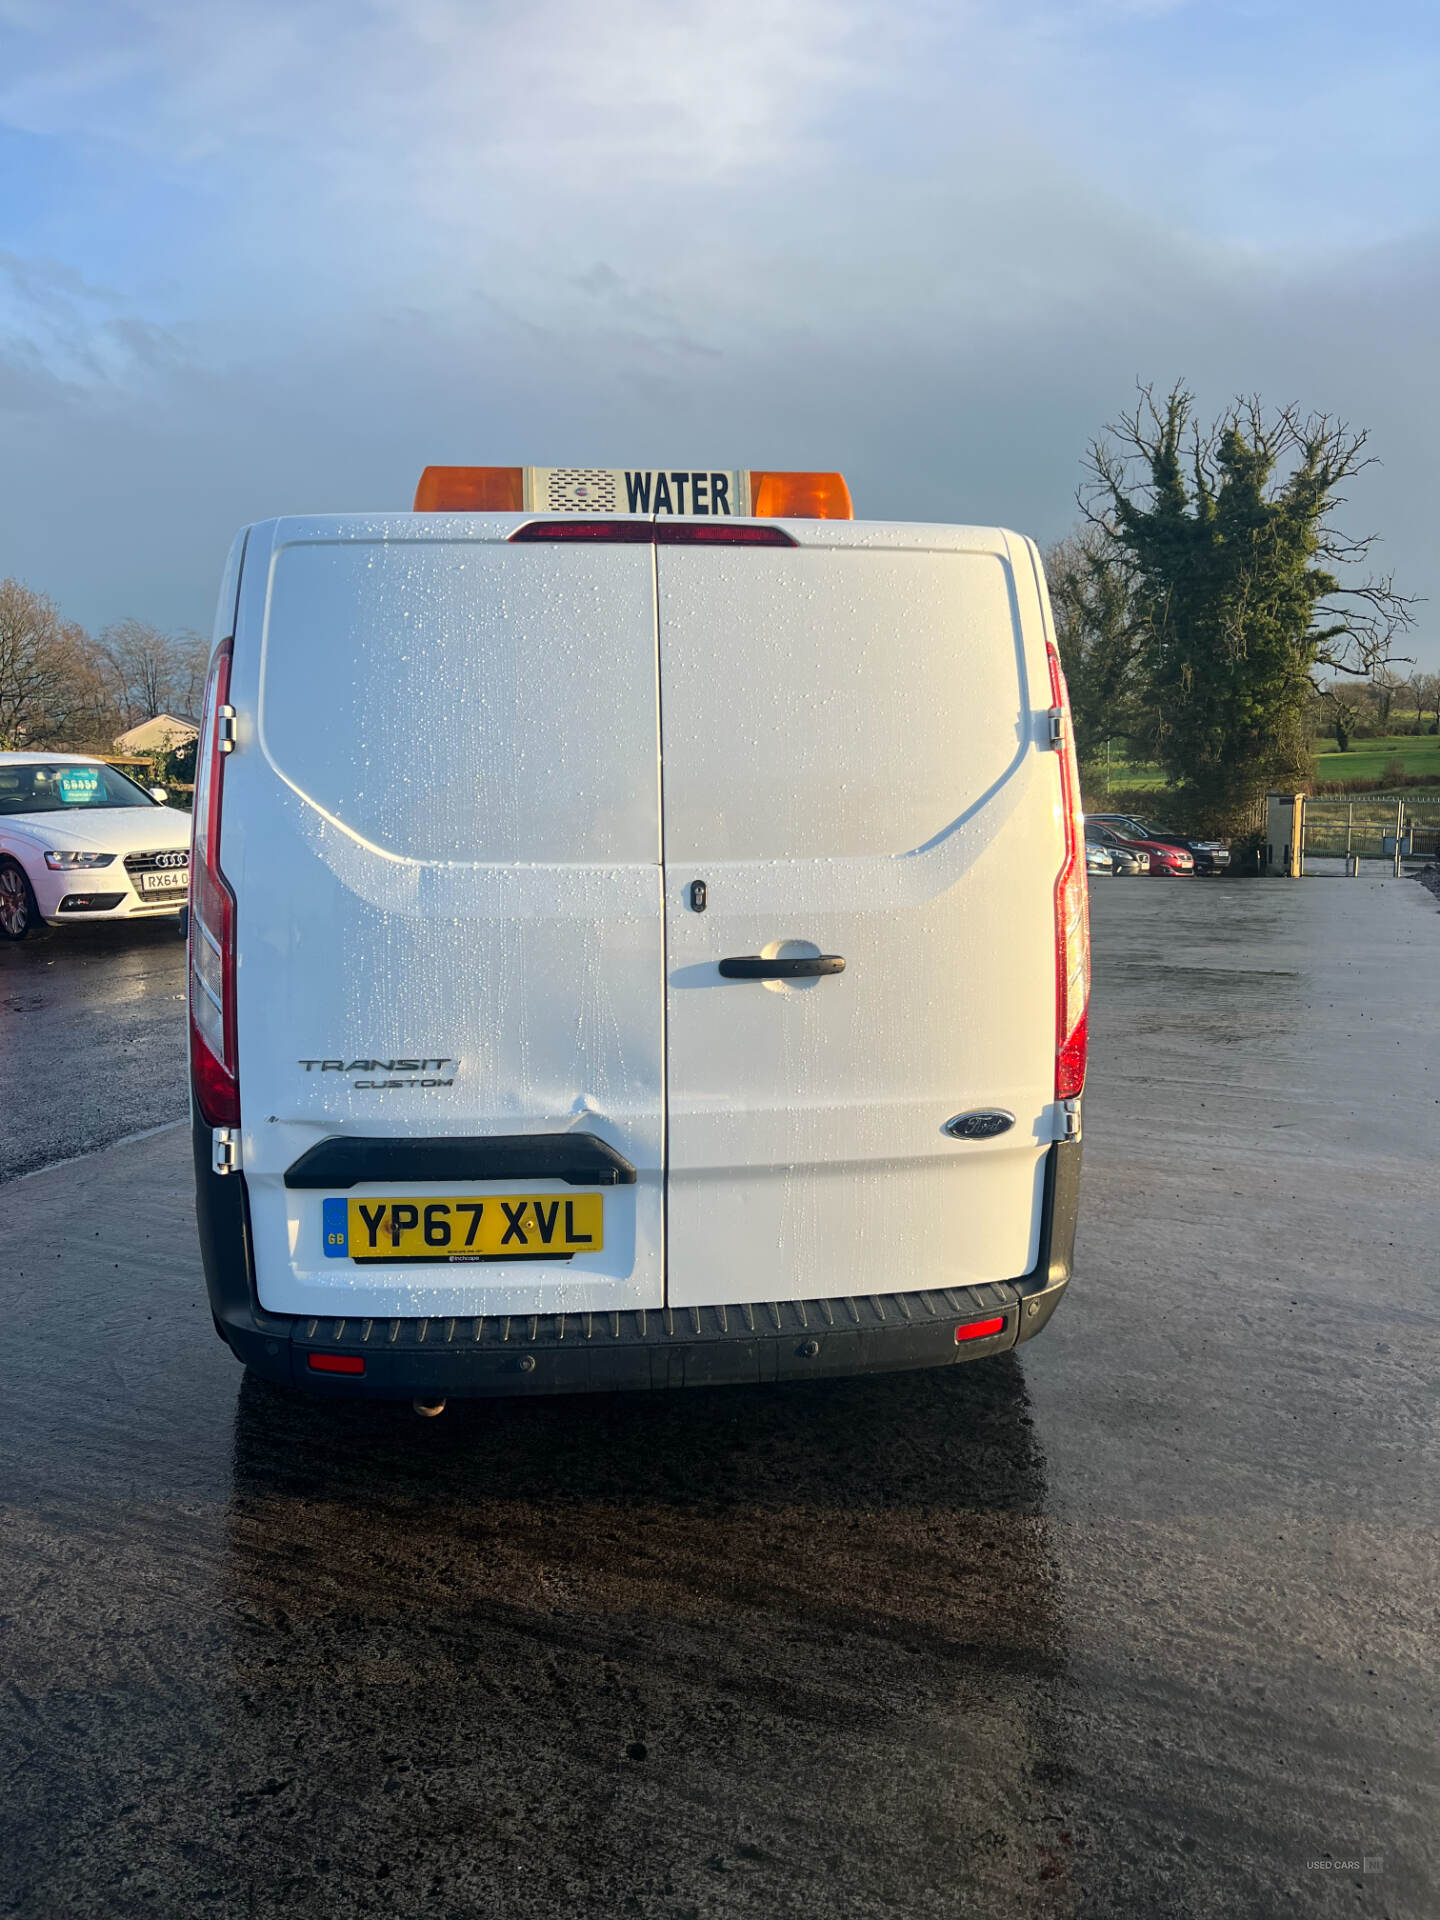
6, 1344, 1071, 1918
0, 918, 186, 1179
1, 876, 1437, 1916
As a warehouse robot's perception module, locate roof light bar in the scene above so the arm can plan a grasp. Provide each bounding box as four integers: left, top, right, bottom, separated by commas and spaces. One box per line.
748, 471, 853, 519
414, 467, 524, 512
414, 467, 852, 519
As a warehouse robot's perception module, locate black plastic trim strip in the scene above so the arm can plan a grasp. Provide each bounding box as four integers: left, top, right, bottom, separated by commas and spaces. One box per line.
283, 1131, 638, 1190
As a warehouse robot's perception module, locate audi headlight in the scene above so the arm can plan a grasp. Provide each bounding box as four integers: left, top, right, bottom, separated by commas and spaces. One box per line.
44, 850, 116, 870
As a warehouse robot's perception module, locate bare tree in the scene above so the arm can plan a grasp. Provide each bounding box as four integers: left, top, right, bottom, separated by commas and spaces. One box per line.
1044, 526, 1149, 769
170, 633, 209, 715
1371, 664, 1405, 731
1402, 670, 1440, 736
1318, 680, 1375, 754
0, 579, 119, 751
100, 619, 208, 728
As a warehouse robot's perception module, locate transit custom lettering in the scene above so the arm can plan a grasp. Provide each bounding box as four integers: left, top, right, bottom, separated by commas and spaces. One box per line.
299, 1058, 455, 1071
298, 1056, 456, 1090
623, 471, 733, 516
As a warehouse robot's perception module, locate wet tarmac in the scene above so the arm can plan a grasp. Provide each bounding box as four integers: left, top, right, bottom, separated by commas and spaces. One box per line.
0, 918, 187, 1181
1, 876, 1436, 1917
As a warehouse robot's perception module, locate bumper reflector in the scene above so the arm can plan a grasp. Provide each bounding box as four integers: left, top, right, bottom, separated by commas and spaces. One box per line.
955, 1315, 1006, 1343
308, 1353, 365, 1375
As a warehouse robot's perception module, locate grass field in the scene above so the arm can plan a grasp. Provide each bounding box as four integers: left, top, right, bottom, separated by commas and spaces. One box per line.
1093, 734, 1440, 795
1312, 735, 1440, 783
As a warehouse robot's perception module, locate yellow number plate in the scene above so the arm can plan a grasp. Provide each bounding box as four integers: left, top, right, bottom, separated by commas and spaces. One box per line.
325, 1193, 604, 1262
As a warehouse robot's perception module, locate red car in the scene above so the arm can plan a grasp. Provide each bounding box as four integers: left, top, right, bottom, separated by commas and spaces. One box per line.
1086, 822, 1193, 876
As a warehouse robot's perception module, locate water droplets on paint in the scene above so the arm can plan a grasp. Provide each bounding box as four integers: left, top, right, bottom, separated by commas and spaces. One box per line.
259, 525, 662, 1320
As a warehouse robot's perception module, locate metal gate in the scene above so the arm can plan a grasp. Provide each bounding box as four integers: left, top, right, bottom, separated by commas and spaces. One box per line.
1266, 791, 1440, 876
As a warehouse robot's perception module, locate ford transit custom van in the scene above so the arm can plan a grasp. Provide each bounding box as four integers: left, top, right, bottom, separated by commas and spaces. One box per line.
191, 467, 1086, 1400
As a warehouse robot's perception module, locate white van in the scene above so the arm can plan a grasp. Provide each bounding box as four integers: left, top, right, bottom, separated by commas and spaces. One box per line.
191, 467, 1087, 1402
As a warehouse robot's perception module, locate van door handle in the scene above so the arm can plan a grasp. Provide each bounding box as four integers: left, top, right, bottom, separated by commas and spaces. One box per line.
717, 954, 846, 980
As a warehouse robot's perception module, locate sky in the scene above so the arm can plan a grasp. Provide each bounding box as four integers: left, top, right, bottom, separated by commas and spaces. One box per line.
1, 0, 1437, 661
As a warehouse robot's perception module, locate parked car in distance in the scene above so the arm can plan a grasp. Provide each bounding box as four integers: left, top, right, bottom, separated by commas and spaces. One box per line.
1085, 839, 1115, 876
0, 753, 191, 939
1086, 821, 1192, 876
1094, 836, 1148, 875
1088, 813, 1228, 874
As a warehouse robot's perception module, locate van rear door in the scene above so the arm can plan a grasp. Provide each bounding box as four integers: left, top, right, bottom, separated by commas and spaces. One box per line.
657, 526, 1059, 1309
227, 518, 665, 1320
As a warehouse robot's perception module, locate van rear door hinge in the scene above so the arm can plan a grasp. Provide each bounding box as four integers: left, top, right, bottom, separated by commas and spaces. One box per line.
217, 705, 237, 754
1060, 1099, 1082, 1142
1045, 706, 1064, 748
212, 1127, 239, 1174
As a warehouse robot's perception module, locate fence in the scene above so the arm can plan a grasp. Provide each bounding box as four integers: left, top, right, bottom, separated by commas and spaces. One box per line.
1302, 794, 1440, 866
1264, 791, 1440, 876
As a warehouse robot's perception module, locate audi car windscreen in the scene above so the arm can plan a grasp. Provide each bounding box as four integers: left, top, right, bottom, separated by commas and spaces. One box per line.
0, 764, 161, 815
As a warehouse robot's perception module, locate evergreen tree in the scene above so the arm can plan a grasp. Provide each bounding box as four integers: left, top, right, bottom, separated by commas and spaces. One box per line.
1084, 386, 1413, 828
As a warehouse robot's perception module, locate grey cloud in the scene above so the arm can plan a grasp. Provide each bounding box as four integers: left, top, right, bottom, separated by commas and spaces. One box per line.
0, 0, 1434, 659
3, 200, 1434, 656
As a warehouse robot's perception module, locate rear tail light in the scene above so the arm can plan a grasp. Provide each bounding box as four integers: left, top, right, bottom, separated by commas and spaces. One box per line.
189, 639, 239, 1127
1047, 639, 1090, 1100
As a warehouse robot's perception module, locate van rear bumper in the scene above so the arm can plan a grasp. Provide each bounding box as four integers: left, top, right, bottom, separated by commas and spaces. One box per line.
193, 1114, 1079, 1398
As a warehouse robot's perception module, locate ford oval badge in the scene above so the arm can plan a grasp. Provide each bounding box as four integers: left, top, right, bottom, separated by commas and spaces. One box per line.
943, 1109, 1016, 1141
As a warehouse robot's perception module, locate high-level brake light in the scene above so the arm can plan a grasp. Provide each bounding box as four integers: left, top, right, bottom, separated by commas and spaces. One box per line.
189, 639, 239, 1127
1048, 639, 1090, 1101
656, 522, 798, 545
413, 467, 853, 519
508, 521, 654, 544
508, 521, 796, 546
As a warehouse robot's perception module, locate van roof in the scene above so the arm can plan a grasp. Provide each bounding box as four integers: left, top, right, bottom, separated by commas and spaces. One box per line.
247, 513, 1027, 555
